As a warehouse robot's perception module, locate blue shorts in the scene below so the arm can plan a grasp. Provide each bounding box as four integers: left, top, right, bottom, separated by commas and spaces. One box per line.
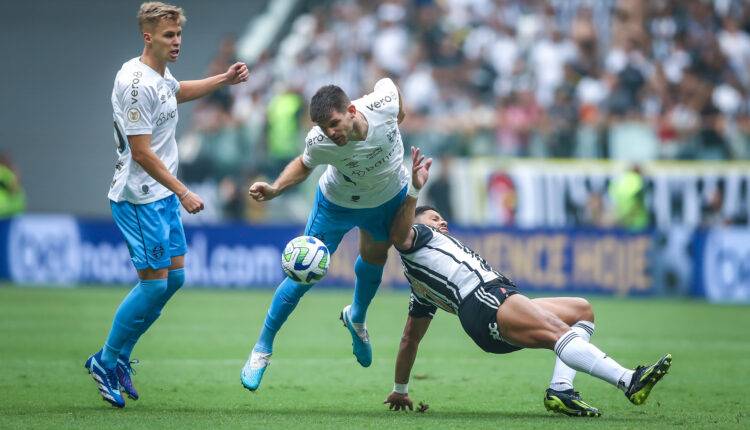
304, 185, 408, 254
110, 194, 187, 270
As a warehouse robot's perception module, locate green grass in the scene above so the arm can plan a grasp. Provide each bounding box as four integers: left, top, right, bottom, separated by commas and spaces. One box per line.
0, 285, 748, 429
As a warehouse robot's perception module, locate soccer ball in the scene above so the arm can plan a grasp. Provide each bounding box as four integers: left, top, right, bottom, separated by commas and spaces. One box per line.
281, 236, 330, 285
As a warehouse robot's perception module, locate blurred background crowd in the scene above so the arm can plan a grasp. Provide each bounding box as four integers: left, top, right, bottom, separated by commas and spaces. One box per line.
172, 0, 750, 224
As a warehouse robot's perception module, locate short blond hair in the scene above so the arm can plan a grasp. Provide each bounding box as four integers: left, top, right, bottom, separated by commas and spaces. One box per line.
138, 2, 186, 32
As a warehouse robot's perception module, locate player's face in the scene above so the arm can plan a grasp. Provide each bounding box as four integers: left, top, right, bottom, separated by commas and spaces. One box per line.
145, 19, 182, 63
416, 210, 449, 233
318, 106, 356, 146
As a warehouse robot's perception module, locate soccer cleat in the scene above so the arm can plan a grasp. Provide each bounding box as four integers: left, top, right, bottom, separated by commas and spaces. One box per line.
544, 388, 601, 417
84, 350, 125, 408
240, 350, 271, 392
340, 305, 372, 367
116, 358, 139, 400
625, 353, 672, 405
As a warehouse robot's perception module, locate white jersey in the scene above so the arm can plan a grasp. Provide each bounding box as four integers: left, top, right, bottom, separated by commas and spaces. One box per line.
400, 224, 515, 315
301, 78, 409, 208
108, 57, 180, 204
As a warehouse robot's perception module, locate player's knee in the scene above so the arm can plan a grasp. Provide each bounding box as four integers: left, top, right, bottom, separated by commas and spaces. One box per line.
168, 268, 185, 290
574, 298, 594, 323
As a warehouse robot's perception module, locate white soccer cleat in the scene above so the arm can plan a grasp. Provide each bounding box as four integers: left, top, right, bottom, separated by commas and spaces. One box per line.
240, 350, 272, 392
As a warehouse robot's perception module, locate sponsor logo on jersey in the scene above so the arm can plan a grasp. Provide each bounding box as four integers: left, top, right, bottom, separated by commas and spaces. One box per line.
130, 71, 142, 104
306, 133, 325, 147
156, 109, 177, 126
365, 91, 396, 112
127, 108, 141, 123
115, 160, 124, 171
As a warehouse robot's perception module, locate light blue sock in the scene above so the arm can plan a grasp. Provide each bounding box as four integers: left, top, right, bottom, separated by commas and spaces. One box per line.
119, 268, 185, 361
350, 256, 383, 324
254, 277, 312, 354
100, 278, 168, 369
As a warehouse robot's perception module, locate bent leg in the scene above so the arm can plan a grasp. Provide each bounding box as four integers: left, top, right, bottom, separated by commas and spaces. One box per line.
498, 294, 633, 390
534, 297, 595, 391
101, 267, 169, 368
254, 278, 314, 353
120, 256, 186, 360
533, 297, 594, 325
497, 294, 570, 349
350, 230, 389, 323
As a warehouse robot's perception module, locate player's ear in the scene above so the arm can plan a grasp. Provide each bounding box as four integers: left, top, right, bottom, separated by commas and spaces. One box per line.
347, 104, 357, 116
143, 32, 152, 45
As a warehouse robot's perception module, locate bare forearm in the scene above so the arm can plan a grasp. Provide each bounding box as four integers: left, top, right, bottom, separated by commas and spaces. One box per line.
394, 338, 420, 384
272, 157, 312, 194
177, 74, 228, 104
390, 195, 417, 249
132, 151, 187, 196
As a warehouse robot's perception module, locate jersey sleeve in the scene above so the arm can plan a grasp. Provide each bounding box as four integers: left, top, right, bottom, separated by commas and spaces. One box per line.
301, 128, 328, 168
370, 78, 401, 121
408, 291, 437, 319
119, 78, 157, 135
401, 224, 434, 253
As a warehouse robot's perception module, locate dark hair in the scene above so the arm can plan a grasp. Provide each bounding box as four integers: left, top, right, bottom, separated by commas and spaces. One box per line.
415, 205, 439, 217
310, 85, 350, 124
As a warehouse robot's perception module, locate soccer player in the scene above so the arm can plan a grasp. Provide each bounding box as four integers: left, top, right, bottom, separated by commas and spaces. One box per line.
241, 78, 409, 391
382, 148, 672, 417
85, 2, 249, 408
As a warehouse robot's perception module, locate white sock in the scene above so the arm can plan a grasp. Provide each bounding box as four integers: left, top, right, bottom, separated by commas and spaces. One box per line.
555, 330, 634, 391
549, 321, 594, 391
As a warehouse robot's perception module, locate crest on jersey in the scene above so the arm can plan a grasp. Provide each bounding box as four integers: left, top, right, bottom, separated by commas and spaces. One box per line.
127, 108, 141, 123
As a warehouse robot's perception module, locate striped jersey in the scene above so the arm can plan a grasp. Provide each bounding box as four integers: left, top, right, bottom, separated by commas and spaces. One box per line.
399, 224, 516, 318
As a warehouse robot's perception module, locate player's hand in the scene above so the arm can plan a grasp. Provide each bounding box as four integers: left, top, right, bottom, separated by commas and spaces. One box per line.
225, 62, 249, 85
180, 191, 205, 214
384, 391, 413, 411
411, 146, 432, 191
248, 182, 279, 202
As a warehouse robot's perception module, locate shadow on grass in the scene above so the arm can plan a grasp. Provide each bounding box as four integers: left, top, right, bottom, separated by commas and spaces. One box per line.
21, 404, 651, 424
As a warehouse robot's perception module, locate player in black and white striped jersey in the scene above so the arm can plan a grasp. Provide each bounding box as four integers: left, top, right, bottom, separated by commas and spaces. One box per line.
382, 148, 672, 417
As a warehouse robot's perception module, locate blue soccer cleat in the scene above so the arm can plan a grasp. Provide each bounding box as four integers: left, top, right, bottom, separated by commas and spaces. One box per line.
340, 305, 372, 367
240, 350, 271, 392
84, 350, 125, 408
116, 358, 139, 400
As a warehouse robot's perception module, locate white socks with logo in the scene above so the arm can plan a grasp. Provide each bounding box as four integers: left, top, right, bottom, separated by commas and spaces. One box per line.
554, 328, 634, 392
549, 321, 594, 391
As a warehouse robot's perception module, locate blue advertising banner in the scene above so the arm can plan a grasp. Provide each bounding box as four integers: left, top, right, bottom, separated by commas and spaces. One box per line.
0, 216, 656, 295
693, 227, 750, 303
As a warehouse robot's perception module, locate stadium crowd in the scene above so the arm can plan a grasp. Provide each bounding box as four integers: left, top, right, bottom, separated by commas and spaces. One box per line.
178, 0, 750, 222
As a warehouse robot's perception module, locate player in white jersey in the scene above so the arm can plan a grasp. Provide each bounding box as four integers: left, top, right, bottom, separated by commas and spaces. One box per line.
382, 148, 672, 417
85, 2, 249, 408
240, 78, 410, 391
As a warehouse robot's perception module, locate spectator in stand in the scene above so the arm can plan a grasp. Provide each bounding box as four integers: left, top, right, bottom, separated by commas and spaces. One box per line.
0, 152, 25, 218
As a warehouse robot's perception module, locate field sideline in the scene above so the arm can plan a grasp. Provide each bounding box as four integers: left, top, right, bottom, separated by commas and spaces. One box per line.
0, 285, 748, 429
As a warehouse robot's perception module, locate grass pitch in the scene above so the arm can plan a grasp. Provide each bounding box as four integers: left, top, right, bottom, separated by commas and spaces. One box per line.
0, 285, 748, 429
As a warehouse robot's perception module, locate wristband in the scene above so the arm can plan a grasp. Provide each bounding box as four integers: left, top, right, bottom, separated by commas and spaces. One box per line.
179, 189, 190, 200
407, 184, 420, 199
393, 383, 408, 394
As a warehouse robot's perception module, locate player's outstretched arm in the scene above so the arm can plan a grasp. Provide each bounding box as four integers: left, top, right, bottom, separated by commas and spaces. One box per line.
390, 147, 432, 250
176, 62, 249, 104
248, 156, 312, 202
129, 135, 204, 214
384, 315, 432, 411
